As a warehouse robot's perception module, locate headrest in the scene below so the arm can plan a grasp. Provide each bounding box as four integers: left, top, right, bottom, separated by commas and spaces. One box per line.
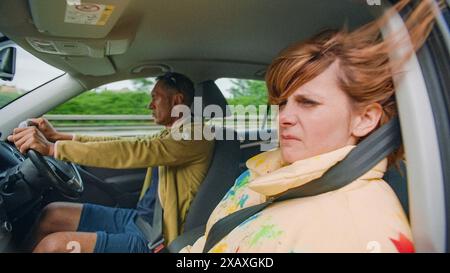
191, 80, 231, 118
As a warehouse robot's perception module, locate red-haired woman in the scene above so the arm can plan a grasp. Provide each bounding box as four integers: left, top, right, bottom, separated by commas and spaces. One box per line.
182, 0, 440, 253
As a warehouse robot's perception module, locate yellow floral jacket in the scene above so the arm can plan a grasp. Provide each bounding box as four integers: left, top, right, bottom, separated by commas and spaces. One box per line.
181, 145, 414, 253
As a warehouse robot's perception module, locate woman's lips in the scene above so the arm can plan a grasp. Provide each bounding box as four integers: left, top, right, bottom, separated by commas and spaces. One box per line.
280, 134, 300, 141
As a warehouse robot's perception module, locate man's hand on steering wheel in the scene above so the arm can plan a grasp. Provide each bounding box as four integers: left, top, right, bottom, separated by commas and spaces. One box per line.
27, 117, 60, 142
7, 120, 84, 199
7, 126, 55, 156
26, 117, 73, 143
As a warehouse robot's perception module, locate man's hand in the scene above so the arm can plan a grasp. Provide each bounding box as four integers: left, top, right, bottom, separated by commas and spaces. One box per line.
22, 117, 73, 142
27, 117, 63, 142
7, 126, 55, 156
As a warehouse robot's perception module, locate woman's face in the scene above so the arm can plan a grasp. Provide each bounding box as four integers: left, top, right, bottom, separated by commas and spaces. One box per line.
278, 61, 381, 163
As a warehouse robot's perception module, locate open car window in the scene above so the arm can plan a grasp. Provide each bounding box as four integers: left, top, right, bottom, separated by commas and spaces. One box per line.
43, 78, 158, 137
214, 78, 277, 133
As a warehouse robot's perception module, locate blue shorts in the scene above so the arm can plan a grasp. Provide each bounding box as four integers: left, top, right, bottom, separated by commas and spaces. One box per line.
77, 203, 150, 253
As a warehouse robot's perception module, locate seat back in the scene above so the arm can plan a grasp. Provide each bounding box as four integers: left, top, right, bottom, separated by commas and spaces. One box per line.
183, 80, 240, 231
191, 80, 231, 118
183, 127, 241, 231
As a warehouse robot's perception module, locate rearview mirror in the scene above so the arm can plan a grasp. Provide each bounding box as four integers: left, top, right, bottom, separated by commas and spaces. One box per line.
0, 47, 16, 81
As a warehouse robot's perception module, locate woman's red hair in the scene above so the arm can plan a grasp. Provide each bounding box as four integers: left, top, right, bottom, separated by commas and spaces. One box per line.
266, 0, 442, 167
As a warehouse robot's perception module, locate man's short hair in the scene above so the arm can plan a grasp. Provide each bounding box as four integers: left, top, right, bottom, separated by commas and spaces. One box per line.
156, 72, 195, 107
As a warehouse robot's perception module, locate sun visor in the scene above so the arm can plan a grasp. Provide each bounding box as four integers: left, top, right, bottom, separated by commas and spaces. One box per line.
28, 0, 131, 39
61, 56, 116, 76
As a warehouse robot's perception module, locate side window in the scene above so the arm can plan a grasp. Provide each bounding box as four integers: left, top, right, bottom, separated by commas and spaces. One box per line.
214, 78, 276, 132
217, 78, 268, 106
0, 44, 64, 108
44, 78, 161, 137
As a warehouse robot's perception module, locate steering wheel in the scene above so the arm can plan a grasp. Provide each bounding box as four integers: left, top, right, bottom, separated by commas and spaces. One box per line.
27, 149, 83, 199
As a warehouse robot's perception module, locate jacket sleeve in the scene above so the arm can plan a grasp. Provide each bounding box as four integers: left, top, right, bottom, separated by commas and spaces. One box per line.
55, 134, 214, 169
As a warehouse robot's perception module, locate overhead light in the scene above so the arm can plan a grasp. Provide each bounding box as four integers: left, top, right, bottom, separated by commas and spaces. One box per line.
131, 64, 172, 74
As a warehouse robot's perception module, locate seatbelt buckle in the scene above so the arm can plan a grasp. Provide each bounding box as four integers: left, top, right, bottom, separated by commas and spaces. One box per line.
148, 238, 165, 253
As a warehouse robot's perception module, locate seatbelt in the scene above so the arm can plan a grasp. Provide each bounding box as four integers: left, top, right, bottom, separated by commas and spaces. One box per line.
135, 192, 166, 253
166, 225, 206, 253
149, 192, 165, 252
136, 186, 206, 253
134, 166, 166, 253
202, 117, 402, 253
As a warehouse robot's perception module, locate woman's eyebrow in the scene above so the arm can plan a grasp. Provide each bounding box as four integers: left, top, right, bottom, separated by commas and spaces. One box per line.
293, 93, 322, 101
296, 87, 325, 99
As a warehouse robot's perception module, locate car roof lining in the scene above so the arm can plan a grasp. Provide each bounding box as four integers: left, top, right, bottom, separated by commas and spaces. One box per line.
0, 0, 384, 88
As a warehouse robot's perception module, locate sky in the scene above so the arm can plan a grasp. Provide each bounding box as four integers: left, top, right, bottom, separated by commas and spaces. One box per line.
2, 46, 64, 92
1, 46, 236, 98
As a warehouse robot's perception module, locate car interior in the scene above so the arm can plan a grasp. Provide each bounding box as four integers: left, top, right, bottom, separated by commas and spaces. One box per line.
0, 0, 449, 252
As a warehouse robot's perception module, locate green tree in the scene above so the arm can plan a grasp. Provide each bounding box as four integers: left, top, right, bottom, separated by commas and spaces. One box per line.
0, 92, 20, 107
48, 90, 151, 115
131, 78, 155, 91
226, 79, 268, 107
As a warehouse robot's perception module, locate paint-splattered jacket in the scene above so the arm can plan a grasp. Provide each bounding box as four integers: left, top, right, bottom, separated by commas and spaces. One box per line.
181, 145, 414, 253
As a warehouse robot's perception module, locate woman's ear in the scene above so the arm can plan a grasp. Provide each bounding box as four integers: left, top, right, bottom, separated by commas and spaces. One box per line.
351, 103, 383, 138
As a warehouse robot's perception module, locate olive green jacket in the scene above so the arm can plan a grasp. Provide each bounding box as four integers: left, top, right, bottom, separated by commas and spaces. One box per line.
54, 120, 215, 244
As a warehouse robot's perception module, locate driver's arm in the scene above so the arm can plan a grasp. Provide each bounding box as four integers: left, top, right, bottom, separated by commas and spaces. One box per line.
55, 137, 214, 169
8, 120, 214, 168
54, 128, 214, 169
25, 117, 154, 143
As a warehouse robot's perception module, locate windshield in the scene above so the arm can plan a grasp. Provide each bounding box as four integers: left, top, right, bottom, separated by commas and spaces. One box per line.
0, 44, 65, 108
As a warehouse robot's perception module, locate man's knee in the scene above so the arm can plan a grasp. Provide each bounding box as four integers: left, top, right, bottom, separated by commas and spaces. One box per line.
33, 233, 69, 253
34, 232, 96, 253
38, 202, 82, 233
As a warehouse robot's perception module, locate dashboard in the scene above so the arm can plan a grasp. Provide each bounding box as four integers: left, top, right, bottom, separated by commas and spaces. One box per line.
0, 141, 23, 252
0, 140, 49, 251
0, 141, 25, 173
